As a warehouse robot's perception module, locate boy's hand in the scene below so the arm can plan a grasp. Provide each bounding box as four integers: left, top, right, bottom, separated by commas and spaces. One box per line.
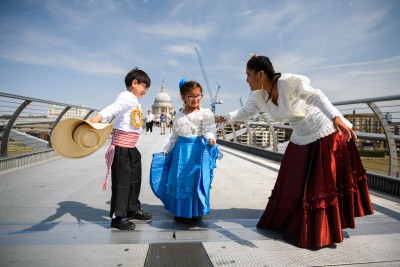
86, 114, 103, 123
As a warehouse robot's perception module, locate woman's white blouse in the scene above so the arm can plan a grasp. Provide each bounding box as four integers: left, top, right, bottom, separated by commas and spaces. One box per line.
163, 108, 216, 153
224, 73, 352, 145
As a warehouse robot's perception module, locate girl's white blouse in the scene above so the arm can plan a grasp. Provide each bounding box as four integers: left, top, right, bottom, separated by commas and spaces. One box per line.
224, 73, 353, 145
163, 107, 217, 153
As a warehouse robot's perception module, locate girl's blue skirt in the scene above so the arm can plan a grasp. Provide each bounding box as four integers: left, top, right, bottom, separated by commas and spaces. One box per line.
150, 136, 219, 218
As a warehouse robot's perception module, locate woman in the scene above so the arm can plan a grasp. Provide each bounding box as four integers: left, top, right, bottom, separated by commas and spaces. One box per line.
216, 55, 373, 248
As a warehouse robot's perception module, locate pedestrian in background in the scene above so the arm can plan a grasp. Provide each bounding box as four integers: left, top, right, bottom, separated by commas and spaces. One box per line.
160, 111, 167, 135
145, 110, 155, 134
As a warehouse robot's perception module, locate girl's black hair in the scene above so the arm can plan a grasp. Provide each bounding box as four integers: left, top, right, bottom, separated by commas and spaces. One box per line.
179, 80, 203, 96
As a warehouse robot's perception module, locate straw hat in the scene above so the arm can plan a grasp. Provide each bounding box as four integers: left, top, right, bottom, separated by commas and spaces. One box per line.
51, 118, 113, 158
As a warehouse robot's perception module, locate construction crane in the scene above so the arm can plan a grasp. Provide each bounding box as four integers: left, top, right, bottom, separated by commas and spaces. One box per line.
239, 95, 244, 107
239, 92, 252, 107
194, 47, 222, 114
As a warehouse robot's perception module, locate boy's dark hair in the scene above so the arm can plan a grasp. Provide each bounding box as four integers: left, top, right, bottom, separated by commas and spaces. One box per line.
179, 80, 203, 96
125, 68, 151, 89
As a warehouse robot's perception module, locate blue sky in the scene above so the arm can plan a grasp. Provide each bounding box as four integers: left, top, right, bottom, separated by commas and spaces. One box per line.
0, 0, 399, 115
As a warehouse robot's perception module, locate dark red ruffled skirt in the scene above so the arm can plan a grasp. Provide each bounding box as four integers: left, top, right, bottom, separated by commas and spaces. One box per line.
257, 132, 374, 249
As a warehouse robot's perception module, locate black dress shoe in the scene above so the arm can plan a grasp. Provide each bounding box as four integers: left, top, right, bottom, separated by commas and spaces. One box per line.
127, 209, 152, 221
175, 216, 200, 225
111, 217, 136, 230
174, 216, 188, 223
190, 216, 202, 224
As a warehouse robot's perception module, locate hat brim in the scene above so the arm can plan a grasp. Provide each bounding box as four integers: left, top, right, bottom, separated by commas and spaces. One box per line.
51, 118, 113, 158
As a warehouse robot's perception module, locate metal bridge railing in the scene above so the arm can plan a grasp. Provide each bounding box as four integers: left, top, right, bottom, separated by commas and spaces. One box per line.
1, 92, 399, 197
218, 94, 400, 197
0, 92, 100, 171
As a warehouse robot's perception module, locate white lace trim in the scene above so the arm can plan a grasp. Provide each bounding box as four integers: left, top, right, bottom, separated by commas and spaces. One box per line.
290, 125, 336, 145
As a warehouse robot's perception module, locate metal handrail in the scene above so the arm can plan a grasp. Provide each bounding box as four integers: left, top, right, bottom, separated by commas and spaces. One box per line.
0, 92, 98, 110
218, 94, 400, 178
0, 92, 100, 160
331, 94, 400, 106
1, 92, 399, 196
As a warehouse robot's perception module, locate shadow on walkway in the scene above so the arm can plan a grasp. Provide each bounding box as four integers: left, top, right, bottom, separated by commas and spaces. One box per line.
141, 203, 282, 248
9, 201, 109, 234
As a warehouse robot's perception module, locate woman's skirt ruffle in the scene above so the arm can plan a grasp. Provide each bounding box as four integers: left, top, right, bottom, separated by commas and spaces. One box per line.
257, 132, 373, 249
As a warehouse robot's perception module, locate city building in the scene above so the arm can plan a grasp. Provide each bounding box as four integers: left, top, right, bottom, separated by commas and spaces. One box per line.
47, 105, 88, 119
151, 80, 174, 120
344, 112, 390, 151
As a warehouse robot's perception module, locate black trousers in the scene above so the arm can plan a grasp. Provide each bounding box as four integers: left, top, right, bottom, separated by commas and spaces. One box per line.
110, 146, 142, 218
146, 122, 153, 132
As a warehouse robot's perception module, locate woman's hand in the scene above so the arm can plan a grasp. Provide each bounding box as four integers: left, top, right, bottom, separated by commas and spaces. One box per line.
333, 116, 357, 141
208, 138, 215, 146
215, 116, 226, 124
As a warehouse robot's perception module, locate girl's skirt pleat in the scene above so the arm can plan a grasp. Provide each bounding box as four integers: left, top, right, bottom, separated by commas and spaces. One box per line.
164, 136, 209, 218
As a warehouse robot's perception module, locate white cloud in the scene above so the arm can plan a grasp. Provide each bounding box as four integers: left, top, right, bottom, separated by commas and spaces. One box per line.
140, 23, 212, 40
0, 0, 399, 114
306, 55, 400, 72
165, 45, 196, 55
167, 59, 179, 66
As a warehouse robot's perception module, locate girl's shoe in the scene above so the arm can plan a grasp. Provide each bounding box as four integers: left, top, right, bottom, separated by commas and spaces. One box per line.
190, 216, 202, 224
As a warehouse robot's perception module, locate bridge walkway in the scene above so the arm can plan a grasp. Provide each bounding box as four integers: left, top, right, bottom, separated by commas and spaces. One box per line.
0, 127, 399, 266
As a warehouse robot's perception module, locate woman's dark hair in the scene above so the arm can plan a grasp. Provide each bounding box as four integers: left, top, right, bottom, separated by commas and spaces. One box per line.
125, 67, 151, 89
247, 56, 274, 79
247, 55, 281, 86
179, 80, 203, 96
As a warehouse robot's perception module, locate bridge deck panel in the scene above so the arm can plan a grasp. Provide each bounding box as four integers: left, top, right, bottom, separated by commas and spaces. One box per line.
0, 128, 399, 266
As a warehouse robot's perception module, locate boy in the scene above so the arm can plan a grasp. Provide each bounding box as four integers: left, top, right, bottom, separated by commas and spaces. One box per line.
87, 68, 152, 230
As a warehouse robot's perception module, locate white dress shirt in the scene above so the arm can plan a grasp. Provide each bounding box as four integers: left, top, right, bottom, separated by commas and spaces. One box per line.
146, 113, 155, 123
98, 91, 143, 134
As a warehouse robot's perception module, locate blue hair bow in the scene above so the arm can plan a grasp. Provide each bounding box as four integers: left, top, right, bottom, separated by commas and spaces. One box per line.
179, 78, 187, 89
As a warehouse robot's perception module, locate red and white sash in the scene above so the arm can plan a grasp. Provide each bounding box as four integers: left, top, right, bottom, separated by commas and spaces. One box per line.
103, 129, 139, 190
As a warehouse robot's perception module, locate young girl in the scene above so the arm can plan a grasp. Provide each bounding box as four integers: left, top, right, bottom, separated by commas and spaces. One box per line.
159, 78, 219, 225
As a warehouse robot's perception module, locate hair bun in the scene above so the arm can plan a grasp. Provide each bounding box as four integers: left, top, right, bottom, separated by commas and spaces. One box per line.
179, 78, 188, 89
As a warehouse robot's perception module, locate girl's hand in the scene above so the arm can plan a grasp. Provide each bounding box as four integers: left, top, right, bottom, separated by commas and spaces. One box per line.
333, 116, 357, 141
208, 138, 215, 146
